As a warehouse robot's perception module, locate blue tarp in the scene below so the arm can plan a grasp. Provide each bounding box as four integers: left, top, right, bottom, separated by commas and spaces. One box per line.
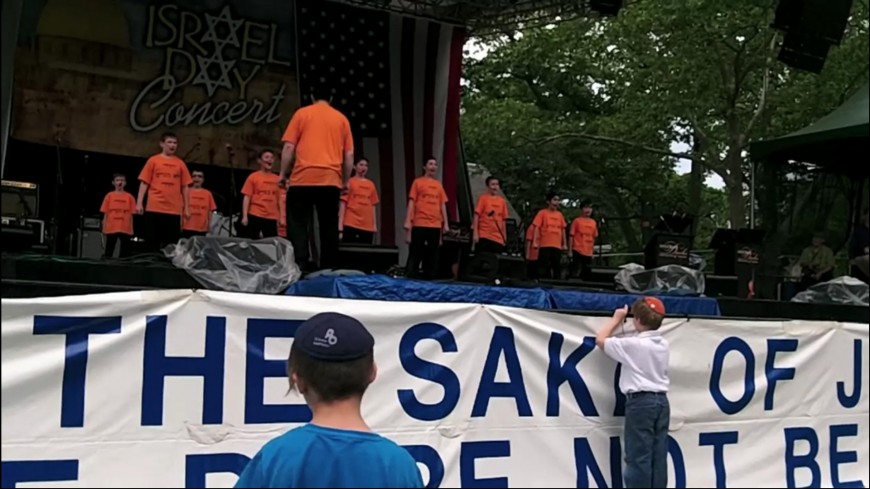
286, 275, 721, 316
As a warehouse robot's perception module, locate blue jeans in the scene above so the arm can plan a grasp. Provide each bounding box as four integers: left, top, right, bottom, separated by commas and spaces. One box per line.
623, 392, 670, 488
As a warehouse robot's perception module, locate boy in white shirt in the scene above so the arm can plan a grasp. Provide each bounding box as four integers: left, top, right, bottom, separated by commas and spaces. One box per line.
596, 297, 670, 489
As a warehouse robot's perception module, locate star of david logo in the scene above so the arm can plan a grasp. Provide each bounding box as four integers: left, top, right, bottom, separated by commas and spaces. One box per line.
201, 5, 243, 50
193, 52, 235, 96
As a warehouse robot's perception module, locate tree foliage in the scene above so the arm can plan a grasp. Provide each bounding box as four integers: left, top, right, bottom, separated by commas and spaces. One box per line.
462, 0, 869, 255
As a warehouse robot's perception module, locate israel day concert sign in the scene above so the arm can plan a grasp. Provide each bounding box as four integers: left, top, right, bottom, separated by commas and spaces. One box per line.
1, 290, 867, 487
11, 0, 298, 164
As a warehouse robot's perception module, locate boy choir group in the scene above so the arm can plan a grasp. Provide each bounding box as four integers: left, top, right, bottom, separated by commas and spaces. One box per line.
99, 96, 597, 279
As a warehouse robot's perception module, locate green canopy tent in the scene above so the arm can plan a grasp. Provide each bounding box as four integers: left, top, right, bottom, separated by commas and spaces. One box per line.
750, 83, 869, 175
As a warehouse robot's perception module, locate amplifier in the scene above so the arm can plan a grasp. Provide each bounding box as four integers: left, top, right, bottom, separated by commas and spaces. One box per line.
1, 180, 39, 218
337, 244, 399, 273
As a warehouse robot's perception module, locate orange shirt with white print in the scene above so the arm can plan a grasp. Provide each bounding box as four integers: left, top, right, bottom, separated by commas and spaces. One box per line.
525, 225, 539, 261
475, 194, 509, 245
409, 176, 448, 229
570, 216, 598, 256
138, 154, 192, 215
342, 177, 380, 232
532, 209, 566, 249
282, 102, 354, 188
101, 190, 136, 235
183, 188, 217, 232
242, 171, 281, 221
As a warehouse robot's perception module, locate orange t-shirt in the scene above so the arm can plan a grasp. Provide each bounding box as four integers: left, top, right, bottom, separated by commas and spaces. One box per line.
475, 194, 509, 245
242, 171, 281, 220
138, 154, 193, 215
278, 187, 288, 237
341, 177, 380, 232
525, 225, 539, 261
183, 187, 217, 232
100, 191, 136, 235
570, 216, 599, 256
532, 209, 566, 249
408, 176, 448, 229
282, 102, 354, 188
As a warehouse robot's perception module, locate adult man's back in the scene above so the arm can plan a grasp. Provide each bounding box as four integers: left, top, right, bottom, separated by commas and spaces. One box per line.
279, 92, 354, 271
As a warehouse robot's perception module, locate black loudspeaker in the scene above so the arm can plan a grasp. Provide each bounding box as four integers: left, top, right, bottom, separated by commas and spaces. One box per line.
337, 244, 398, 274
504, 218, 521, 255
772, 0, 853, 45
778, 32, 831, 74
590, 0, 623, 16
461, 252, 527, 282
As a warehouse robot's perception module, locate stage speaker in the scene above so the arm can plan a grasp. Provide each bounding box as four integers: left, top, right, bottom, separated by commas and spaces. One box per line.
1, 180, 39, 219
772, 0, 853, 45
504, 219, 521, 255
778, 32, 831, 73
590, 0, 623, 16
337, 244, 398, 274
78, 228, 103, 259
461, 252, 527, 282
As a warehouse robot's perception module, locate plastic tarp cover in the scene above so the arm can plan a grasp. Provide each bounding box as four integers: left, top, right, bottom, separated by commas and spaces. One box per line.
615, 263, 706, 296
548, 289, 721, 316
286, 274, 554, 309
165, 236, 301, 294
792, 276, 869, 306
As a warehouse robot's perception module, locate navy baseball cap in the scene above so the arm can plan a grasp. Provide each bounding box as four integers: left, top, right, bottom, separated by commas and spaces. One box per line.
294, 312, 374, 362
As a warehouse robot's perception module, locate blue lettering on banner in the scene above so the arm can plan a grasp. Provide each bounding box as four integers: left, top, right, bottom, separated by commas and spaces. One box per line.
837, 339, 863, 409
829, 424, 865, 488
403, 445, 444, 489
710, 337, 756, 415
699, 431, 739, 488
141, 315, 226, 426
245, 318, 311, 424
472, 326, 532, 418
613, 363, 626, 417
1, 460, 79, 488
668, 436, 687, 488
574, 436, 623, 488
460, 441, 510, 488
546, 334, 598, 417
398, 323, 461, 421
185, 453, 250, 488
33, 315, 122, 428
764, 339, 798, 411
784, 426, 820, 488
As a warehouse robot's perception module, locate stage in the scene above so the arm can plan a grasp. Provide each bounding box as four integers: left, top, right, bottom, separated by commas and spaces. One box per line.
2, 252, 866, 323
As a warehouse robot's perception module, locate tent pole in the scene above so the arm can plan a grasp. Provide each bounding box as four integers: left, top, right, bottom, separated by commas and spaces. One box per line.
749, 159, 756, 229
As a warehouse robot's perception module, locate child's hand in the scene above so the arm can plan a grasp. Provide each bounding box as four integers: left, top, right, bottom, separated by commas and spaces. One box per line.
612, 305, 629, 320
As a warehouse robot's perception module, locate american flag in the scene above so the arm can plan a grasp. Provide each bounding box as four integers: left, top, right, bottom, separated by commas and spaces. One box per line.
295, 0, 466, 246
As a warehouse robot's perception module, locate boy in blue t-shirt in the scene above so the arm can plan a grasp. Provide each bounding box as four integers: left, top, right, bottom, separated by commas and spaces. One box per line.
235, 313, 423, 488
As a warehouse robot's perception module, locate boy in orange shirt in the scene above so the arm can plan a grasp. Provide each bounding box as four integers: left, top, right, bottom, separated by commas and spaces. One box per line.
242, 149, 281, 239
182, 170, 217, 239
136, 132, 192, 251
340, 158, 380, 244
531, 191, 567, 279
472, 176, 509, 254
100, 173, 137, 258
569, 200, 599, 280
404, 158, 449, 280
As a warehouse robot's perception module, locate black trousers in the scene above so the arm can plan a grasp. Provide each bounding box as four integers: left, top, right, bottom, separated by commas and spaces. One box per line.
343, 226, 374, 244
181, 230, 206, 239
538, 247, 563, 279
147, 212, 181, 252
242, 215, 278, 240
104, 233, 131, 258
287, 186, 340, 269
570, 251, 593, 280
476, 238, 505, 254
406, 227, 441, 280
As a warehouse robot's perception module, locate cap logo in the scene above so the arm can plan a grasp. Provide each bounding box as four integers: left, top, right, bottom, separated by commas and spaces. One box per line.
313, 328, 339, 348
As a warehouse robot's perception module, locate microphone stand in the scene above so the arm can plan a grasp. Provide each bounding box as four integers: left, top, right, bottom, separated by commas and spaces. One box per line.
226, 146, 237, 237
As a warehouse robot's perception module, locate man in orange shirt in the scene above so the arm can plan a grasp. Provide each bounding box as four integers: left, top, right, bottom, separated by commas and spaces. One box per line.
531, 191, 567, 279
339, 158, 380, 244
569, 200, 599, 280
182, 170, 217, 239
279, 86, 354, 270
100, 173, 136, 258
404, 158, 449, 280
136, 132, 192, 251
242, 149, 281, 239
472, 176, 509, 254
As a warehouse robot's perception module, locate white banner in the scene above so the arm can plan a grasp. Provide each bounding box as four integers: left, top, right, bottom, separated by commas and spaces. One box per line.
1, 290, 867, 488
